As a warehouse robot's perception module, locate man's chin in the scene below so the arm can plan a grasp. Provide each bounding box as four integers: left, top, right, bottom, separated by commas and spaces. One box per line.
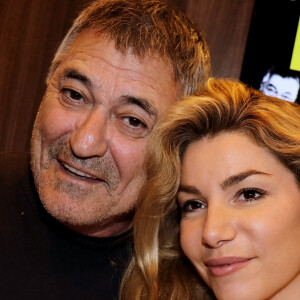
38, 187, 134, 237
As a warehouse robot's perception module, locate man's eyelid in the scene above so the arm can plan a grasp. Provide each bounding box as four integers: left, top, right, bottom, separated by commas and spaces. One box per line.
61, 87, 88, 103
123, 116, 147, 129
116, 107, 154, 128
60, 82, 94, 104
120, 96, 158, 121
266, 84, 277, 92
119, 102, 155, 118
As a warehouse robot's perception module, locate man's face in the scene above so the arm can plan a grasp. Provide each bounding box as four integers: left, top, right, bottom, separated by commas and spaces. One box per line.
31, 29, 178, 237
260, 74, 299, 102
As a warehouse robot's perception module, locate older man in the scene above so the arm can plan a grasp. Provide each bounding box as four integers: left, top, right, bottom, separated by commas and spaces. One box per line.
0, 0, 210, 298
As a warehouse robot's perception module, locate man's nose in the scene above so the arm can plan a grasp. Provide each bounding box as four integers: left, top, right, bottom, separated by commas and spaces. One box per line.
202, 204, 236, 248
69, 109, 109, 158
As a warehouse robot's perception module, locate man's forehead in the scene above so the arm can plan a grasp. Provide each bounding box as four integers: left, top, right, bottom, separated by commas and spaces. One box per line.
67, 29, 173, 73
269, 74, 299, 87
55, 30, 179, 103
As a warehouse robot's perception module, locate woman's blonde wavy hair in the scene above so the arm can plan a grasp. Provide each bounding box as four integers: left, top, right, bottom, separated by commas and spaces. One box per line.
119, 78, 300, 300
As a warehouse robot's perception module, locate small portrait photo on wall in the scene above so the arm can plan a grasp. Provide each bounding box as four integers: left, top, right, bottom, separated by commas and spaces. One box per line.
240, 0, 300, 104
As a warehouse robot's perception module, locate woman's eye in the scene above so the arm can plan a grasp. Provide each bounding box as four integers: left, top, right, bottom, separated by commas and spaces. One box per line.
181, 200, 206, 213
62, 88, 84, 101
238, 188, 266, 202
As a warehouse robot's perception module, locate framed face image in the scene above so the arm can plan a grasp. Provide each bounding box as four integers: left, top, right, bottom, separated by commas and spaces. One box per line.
240, 0, 300, 104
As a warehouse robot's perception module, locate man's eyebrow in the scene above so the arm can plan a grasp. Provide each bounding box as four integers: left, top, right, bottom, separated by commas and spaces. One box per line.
178, 184, 202, 195
221, 170, 271, 190
62, 68, 92, 88
121, 95, 158, 118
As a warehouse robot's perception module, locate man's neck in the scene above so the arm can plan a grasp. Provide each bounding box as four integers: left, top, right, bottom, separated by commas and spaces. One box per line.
62, 212, 134, 238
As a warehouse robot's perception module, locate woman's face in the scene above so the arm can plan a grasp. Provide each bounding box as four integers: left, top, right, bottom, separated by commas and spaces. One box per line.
178, 132, 300, 300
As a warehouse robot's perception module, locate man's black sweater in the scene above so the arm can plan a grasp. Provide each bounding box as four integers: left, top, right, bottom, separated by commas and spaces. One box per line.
0, 152, 133, 300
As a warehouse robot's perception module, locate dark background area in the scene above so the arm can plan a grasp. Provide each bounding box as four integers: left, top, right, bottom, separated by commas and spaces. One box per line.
0, 0, 255, 152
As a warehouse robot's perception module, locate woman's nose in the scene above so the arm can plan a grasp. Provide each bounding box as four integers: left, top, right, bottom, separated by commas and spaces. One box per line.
202, 204, 237, 248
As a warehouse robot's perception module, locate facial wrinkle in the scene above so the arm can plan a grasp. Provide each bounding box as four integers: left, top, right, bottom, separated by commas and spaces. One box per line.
48, 138, 120, 193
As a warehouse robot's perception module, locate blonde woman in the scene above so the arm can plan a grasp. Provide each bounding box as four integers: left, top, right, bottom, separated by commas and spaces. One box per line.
120, 78, 300, 300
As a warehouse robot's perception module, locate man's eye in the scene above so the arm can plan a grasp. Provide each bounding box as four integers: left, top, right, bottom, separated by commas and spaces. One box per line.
124, 117, 146, 128
265, 85, 276, 93
62, 88, 84, 101
116, 114, 150, 139
281, 95, 292, 101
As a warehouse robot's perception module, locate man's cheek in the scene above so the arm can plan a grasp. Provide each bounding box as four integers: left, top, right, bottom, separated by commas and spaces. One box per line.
111, 138, 147, 173
38, 106, 77, 143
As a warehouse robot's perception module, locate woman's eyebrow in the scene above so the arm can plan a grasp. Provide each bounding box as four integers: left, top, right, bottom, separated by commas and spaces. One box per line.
221, 170, 271, 190
178, 184, 202, 195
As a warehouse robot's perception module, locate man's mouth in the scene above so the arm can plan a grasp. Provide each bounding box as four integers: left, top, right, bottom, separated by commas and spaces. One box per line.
61, 162, 100, 181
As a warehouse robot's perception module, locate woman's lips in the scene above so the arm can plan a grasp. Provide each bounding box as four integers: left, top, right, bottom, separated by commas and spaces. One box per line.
205, 257, 253, 277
